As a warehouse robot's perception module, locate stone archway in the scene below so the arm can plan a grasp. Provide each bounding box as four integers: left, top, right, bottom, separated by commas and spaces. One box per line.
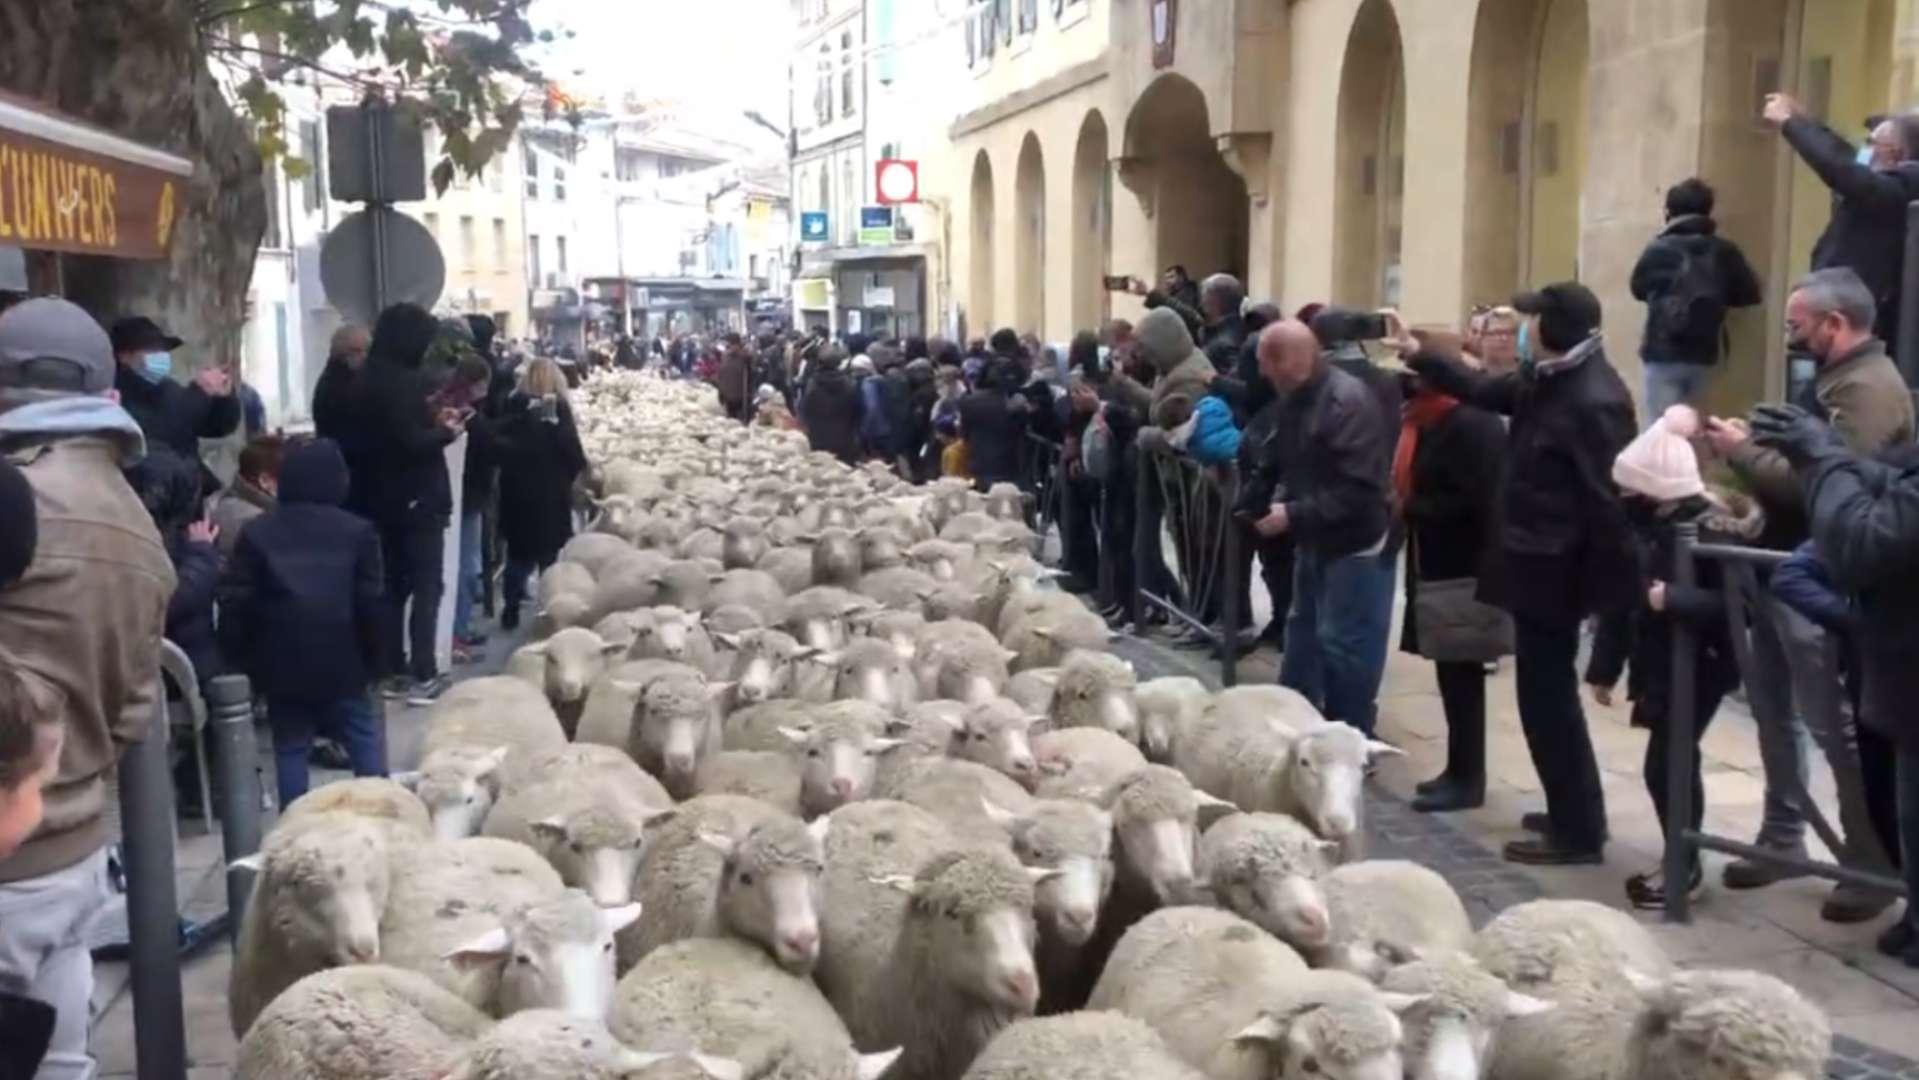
1464, 0, 1591, 304
1334, 0, 1407, 307
1122, 73, 1250, 284
969, 149, 997, 337
1071, 110, 1113, 335
1014, 133, 1046, 336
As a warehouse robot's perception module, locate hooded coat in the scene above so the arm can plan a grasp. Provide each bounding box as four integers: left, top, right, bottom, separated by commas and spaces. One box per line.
1111, 307, 1219, 430
350, 304, 455, 528
801, 364, 864, 465
495, 392, 588, 566
1629, 214, 1762, 367
217, 439, 385, 703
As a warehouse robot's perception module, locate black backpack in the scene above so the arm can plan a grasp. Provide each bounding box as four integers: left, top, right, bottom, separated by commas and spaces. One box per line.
1655, 239, 1728, 353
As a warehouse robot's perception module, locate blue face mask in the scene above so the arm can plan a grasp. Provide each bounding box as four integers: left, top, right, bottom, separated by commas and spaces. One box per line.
141, 351, 173, 381
1516, 321, 1536, 369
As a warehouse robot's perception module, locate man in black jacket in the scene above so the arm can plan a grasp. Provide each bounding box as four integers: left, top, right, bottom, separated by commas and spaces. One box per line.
1410, 281, 1638, 865
799, 347, 864, 465
109, 316, 240, 494
352, 302, 461, 704
959, 359, 1026, 489
1766, 93, 1919, 353
1630, 178, 1763, 414
312, 324, 370, 443
1196, 274, 1248, 373
1246, 321, 1394, 739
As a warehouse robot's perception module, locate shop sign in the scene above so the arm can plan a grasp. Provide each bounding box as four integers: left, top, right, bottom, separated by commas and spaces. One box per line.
0, 125, 183, 259
858, 205, 896, 246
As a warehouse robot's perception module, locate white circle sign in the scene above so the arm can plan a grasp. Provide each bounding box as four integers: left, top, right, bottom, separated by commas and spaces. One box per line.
878, 160, 917, 203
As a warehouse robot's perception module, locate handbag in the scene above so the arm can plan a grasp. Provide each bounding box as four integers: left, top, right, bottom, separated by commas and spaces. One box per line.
1413, 576, 1514, 662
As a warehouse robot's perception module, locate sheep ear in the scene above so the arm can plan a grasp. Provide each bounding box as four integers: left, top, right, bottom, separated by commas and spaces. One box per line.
688, 1054, 745, 1080
1621, 968, 1668, 1001
777, 725, 811, 747
1504, 990, 1555, 1018
870, 873, 921, 896
705, 682, 735, 703
390, 770, 423, 792
854, 1048, 904, 1080
520, 640, 550, 657
1365, 739, 1407, 761
477, 745, 511, 778
869, 736, 906, 753
811, 650, 844, 666
1377, 991, 1431, 1015
697, 830, 739, 856
999, 648, 1020, 663
229, 853, 265, 873
978, 797, 1023, 827
709, 573, 726, 584
529, 816, 569, 843
805, 815, 832, 846
1231, 1015, 1286, 1045
599, 902, 644, 934
1316, 839, 1343, 861
1024, 865, 1064, 885
441, 925, 514, 969
641, 806, 678, 828
600, 640, 627, 656
713, 631, 743, 649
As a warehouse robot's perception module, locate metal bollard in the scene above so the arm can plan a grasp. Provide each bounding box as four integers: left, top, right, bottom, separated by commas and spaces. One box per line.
207, 674, 263, 941
119, 688, 187, 1080
1131, 451, 1155, 631
1663, 521, 1700, 924
1220, 470, 1242, 688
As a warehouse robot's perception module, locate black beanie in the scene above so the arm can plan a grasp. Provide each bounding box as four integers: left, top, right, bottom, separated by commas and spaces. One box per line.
0, 458, 37, 587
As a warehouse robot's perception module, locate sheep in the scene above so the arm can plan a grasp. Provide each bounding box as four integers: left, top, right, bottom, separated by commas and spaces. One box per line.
558, 532, 635, 577
482, 748, 676, 906
783, 585, 876, 649
539, 560, 597, 614
940, 510, 999, 543
710, 708, 901, 817
572, 658, 710, 752
1031, 727, 1149, 802
276, 777, 430, 839
858, 564, 941, 611
961, 1011, 1208, 1080
710, 626, 815, 707
587, 550, 673, 620
923, 579, 988, 622
1205, 683, 1324, 735
808, 636, 921, 709
1197, 811, 1338, 950
916, 625, 1018, 703
908, 696, 1042, 788
981, 482, 1026, 521
1137, 677, 1209, 762
705, 567, 787, 617
1377, 952, 1553, 1080
851, 606, 926, 663
1311, 860, 1474, 980
817, 802, 1049, 1080
1002, 606, 1112, 673
233, 964, 493, 1080
635, 673, 732, 799
626, 605, 718, 674
1173, 709, 1399, 859
812, 526, 866, 587
756, 545, 817, 594
1089, 905, 1422, 1080
677, 527, 725, 563
876, 755, 1036, 847
654, 558, 720, 610
860, 524, 911, 570
1483, 964, 1826, 1080
229, 814, 397, 1036
611, 936, 901, 1080
590, 610, 644, 652
694, 750, 806, 816
703, 602, 765, 634
1022, 651, 1139, 741
975, 798, 1116, 1014
624, 794, 828, 973
994, 588, 1087, 641
404, 676, 570, 839
907, 538, 974, 581
722, 518, 771, 569
453, 1010, 745, 1080
433, 890, 644, 1022
1471, 900, 1673, 994
723, 698, 824, 751
506, 626, 625, 737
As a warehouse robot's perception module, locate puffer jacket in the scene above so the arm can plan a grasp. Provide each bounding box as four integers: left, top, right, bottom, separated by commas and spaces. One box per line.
0, 398, 175, 883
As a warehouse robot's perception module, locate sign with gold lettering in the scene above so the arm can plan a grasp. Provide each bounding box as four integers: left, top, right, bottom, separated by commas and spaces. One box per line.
0, 125, 183, 260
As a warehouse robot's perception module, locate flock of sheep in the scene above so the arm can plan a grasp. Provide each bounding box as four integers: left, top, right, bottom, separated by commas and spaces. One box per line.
225, 371, 1832, 1080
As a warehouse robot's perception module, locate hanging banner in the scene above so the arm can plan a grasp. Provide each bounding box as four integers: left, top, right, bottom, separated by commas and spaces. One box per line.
0, 122, 185, 260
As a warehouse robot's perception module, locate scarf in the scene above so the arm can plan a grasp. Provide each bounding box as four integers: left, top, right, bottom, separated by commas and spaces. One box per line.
1393, 390, 1460, 510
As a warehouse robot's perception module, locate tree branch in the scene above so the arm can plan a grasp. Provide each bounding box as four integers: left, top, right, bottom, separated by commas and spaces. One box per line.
205, 36, 392, 92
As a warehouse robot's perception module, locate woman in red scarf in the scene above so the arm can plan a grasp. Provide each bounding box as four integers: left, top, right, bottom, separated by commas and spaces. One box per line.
1392, 331, 1509, 812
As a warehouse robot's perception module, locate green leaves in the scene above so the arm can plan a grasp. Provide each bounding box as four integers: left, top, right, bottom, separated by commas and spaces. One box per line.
205, 0, 549, 194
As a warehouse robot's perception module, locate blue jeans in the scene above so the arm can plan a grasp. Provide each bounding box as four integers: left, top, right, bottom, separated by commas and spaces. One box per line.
1642, 362, 1708, 424
269, 694, 386, 807
1279, 544, 1397, 735
453, 510, 483, 639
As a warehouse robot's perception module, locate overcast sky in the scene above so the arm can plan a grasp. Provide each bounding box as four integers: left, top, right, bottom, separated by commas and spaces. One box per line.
530, 0, 794, 119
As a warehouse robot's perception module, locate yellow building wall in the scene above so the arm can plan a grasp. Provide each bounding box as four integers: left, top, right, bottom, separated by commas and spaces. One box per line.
1528, 0, 1589, 285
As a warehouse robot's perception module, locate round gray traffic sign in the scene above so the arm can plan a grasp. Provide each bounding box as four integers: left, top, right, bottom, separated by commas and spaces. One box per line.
320, 207, 445, 324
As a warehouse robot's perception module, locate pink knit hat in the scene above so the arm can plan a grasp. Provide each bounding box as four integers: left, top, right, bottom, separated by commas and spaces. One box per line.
1612, 405, 1705, 501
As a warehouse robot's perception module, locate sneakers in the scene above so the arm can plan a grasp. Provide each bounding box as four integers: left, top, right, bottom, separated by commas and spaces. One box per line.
406, 675, 451, 707
1821, 880, 1899, 924
1626, 861, 1704, 910
1411, 777, 1485, 813
1721, 846, 1812, 890
377, 675, 413, 701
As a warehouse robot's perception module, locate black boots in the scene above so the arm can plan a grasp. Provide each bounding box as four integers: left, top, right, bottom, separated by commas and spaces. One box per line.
1412, 774, 1485, 813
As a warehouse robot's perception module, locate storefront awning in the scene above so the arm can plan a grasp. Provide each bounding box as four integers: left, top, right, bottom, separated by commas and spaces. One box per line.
0, 91, 194, 261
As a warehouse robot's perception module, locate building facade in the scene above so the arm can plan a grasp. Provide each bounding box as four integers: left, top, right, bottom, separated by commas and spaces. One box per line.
942, 0, 1919, 411
789, 0, 961, 339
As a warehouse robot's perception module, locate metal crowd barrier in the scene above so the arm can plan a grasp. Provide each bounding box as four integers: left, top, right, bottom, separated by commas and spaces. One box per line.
1134, 448, 1244, 687
1663, 523, 1908, 922
1016, 432, 1064, 547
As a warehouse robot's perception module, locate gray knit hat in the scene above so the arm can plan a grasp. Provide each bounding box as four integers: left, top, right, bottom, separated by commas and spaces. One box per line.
0, 297, 115, 396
